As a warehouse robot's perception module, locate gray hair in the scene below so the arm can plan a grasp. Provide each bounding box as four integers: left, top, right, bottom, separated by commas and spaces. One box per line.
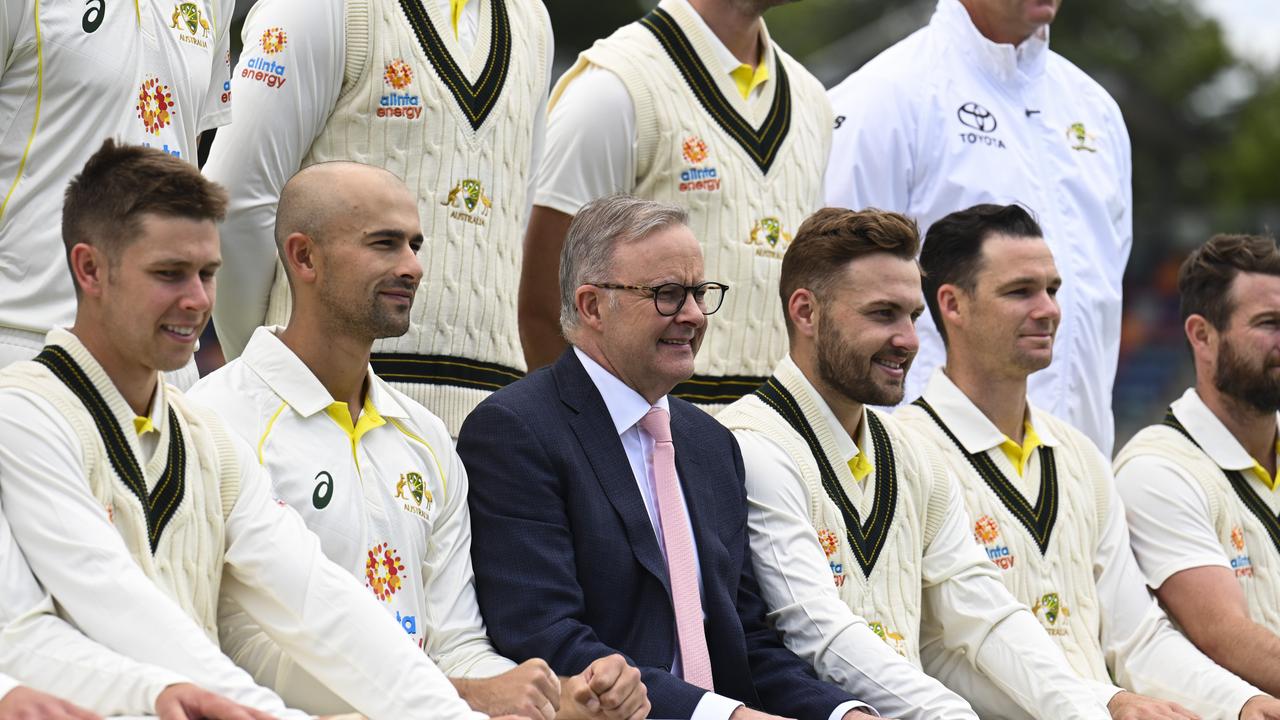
559, 195, 689, 335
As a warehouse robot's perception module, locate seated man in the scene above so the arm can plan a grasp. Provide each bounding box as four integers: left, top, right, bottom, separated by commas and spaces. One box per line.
190, 161, 645, 720
1115, 234, 1280, 699
718, 207, 1110, 720
0, 140, 491, 720
458, 195, 877, 720
0, 494, 283, 719
897, 204, 1280, 719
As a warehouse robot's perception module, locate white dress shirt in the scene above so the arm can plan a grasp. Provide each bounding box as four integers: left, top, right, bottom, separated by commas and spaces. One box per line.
534, 0, 771, 215
574, 348, 868, 720
826, 0, 1131, 456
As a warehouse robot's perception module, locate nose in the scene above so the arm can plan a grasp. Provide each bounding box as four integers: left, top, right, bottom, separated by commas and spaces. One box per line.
181, 273, 213, 313
894, 317, 919, 354
400, 243, 424, 285
674, 287, 706, 329
1032, 289, 1061, 322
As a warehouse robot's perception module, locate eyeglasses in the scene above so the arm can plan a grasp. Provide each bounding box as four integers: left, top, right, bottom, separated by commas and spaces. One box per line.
588, 281, 730, 317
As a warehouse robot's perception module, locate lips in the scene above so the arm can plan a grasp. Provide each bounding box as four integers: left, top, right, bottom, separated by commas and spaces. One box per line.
160, 323, 199, 342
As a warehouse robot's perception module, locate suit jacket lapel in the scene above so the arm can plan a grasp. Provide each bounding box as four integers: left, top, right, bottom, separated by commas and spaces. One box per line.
555, 351, 672, 596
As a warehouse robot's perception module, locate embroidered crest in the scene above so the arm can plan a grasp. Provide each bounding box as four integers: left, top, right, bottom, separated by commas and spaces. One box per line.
1031, 592, 1070, 635
1066, 122, 1098, 153
869, 621, 907, 656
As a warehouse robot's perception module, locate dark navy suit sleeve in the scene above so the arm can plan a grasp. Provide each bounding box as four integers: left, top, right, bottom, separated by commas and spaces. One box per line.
459, 397, 709, 718
722, 433, 866, 720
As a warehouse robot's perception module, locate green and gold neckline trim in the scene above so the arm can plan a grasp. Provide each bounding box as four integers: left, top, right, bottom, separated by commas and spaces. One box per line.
913, 398, 1058, 554
755, 377, 897, 578
34, 346, 186, 553
397, 0, 511, 131
640, 7, 791, 175
1163, 410, 1280, 557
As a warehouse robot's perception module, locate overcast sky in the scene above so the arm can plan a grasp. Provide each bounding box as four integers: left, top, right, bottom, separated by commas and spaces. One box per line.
1195, 0, 1280, 70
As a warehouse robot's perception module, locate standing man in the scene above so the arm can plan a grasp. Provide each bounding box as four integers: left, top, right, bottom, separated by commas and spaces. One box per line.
0, 140, 496, 720
460, 195, 878, 720
827, 0, 1131, 455
190, 161, 646, 720
520, 0, 832, 408
897, 205, 1280, 719
0, 0, 233, 388
1115, 235, 1280, 700
204, 0, 552, 436
718, 207, 1111, 720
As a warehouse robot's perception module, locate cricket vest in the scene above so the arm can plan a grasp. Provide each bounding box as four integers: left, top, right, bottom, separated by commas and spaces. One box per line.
898, 400, 1111, 683
553, 0, 832, 407
265, 0, 549, 434
718, 363, 949, 666
0, 330, 239, 641
1115, 417, 1280, 634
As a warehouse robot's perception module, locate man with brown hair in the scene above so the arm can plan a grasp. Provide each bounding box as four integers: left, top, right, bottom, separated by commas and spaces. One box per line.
0, 140, 499, 720
1115, 234, 1280, 700
901, 209, 1280, 719
718, 207, 1110, 720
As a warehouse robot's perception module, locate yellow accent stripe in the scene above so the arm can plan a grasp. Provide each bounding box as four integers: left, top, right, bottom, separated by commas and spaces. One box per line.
134, 0, 141, 26
256, 401, 288, 464
389, 417, 448, 501
0, 1, 43, 222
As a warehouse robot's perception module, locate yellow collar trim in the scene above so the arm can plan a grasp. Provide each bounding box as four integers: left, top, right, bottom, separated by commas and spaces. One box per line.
1248, 439, 1280, 491
729, 61, 770, 100
133, 415, 156, 435
450, 0, 469, 39
997, 421, 1041, 478
847, 450, 874, 482
324, 395, 386, 444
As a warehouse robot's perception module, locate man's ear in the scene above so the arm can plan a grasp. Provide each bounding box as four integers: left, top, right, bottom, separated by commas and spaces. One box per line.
282, 232, 319, 285
575, 284, 605, 331
69, 243, 107, 297
788, 288, 819, 339
1185, 314, 1215, 359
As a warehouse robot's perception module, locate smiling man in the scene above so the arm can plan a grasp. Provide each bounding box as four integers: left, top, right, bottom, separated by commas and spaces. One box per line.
1115, 235, 1280, 701
0, 141, 510, 720
717, 207, 1110, 720
459, 194, 877, 720
189, 161, 644, 720
896, 205, 1280, 720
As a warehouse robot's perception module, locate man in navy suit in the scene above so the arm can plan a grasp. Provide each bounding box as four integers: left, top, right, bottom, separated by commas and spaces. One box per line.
458, 195, 879, 720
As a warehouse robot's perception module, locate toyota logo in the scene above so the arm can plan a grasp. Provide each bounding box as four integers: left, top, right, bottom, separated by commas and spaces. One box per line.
957, 102, 998, 133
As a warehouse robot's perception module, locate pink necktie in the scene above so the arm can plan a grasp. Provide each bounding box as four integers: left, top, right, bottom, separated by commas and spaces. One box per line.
640, 406, 714, 690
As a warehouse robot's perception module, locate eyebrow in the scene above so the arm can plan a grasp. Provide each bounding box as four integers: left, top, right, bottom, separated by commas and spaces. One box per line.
994, 275, 1061, 290
148, 257, 223, 269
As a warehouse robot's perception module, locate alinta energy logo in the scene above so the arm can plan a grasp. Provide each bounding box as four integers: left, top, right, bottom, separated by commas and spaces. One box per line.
378, 59, 423, 120
1229, 525, 1253, 577
241, 27, 287, 89
136, 76, 182, 157
365, 542, 406, 602
678, 136, 720, 193
818, 528, 846, 588
973, 514, 1014, 570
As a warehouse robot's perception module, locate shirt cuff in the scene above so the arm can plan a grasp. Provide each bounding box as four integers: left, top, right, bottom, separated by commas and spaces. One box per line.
691, 691, 743, 720
1089, 681, 1125, 709
0, 676, 20, 701
830, 699, 877, 719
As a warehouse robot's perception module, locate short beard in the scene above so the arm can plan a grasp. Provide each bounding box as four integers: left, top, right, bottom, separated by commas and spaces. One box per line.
1215, 337, 1280, 415
816, 324, 906, 407
318, 280, 414, 341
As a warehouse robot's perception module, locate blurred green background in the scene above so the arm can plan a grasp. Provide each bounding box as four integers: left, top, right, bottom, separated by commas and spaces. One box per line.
220, 0, 1280, 447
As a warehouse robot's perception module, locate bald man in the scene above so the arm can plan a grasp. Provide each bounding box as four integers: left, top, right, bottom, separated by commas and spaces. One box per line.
191, 163, 648, 720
